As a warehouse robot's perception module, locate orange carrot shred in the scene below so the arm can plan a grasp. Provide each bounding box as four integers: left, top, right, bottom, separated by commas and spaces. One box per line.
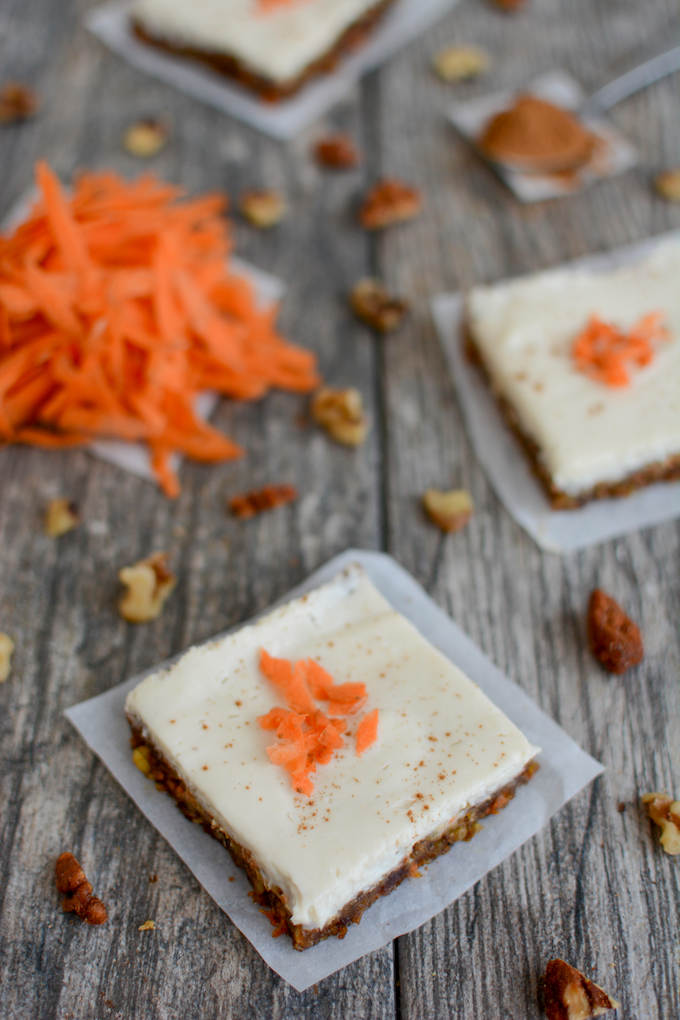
356, 709, 379, 756
572, 311, 670, 388
0, 161, 319, 496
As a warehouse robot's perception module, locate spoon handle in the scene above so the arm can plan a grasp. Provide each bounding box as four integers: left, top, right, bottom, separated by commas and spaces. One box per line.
581, 44, 680, 119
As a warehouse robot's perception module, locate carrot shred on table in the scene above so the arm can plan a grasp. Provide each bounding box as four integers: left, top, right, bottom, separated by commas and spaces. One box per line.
356, 709, 379, 756
0, 161, 319, 495
256, 650, 375, 796
572, 311, 670, 388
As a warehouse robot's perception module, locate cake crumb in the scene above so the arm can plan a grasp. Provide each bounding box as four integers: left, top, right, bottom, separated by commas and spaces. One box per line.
229, 484, 298, 519
587, 589, 643, 674
315, 134, 359, 168
55, 852, 108, 925
359, 179, 422, 230
0, 82, 38, 122
138, 919, 156, 931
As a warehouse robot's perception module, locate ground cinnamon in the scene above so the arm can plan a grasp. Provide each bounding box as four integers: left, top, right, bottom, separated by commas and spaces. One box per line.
480, 94, 595, 172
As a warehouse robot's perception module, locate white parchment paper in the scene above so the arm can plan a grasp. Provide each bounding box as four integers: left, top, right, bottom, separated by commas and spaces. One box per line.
448, 70, 638, 202
86, 0, 461, 141
65, 548, 603, 990
431, 232, 680, 553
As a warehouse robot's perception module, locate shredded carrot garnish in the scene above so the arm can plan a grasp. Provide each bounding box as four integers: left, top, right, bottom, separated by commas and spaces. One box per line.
356, 709, 379, 756
0, 162, 319, 496
572, 311, 670, 388
256, 649, 375, 796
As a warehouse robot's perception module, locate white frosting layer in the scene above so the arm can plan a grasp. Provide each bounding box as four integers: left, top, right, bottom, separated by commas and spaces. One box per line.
133, 0, 380, 83
465, 238, 680, 496
126, 566, 538, 931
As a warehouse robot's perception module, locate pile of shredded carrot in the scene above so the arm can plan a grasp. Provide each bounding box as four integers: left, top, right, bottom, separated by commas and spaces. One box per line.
572, 311, 670, 388
257, 648, 379, 796
0, 161, 319, 496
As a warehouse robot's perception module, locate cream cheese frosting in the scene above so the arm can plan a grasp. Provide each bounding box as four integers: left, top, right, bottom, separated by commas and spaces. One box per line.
465, 238, 680, 496
126, 565, 539, 931
132, 0, 381, 84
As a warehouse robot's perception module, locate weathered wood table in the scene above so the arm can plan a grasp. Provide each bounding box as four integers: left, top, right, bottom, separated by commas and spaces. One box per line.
1, 0, 678, 1016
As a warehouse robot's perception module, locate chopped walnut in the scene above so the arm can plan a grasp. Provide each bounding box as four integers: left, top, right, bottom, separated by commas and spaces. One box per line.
311, 387, 369, 447
240, 190, 286, 228
229, 483, 298, 520
118, 552, 176, 623
315, 134, 359, 168
358, 179, 422, 230
423, 489, 474, 533
655, 169, 680, 203
55, 852, 108, 925
433, 45, 490, 82
132, 745, 152, 775
544, 959, 619, 1020
45, 498, 79, 537
642, 792, 680, 855
350, 278, 409, 332
0, 632, 14, 683
0, 82, 39, 123
587, 589, 643, 674
138, 919, 156, 931
122, 118, 169, 157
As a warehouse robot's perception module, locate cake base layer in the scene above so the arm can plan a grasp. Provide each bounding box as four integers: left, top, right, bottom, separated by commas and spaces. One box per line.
465, 331, 680, 510
132, 0, 395, 102
129, 719, 539, 950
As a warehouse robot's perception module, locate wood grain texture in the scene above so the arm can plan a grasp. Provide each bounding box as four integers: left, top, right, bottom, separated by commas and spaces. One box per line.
0, 0, 678, 1016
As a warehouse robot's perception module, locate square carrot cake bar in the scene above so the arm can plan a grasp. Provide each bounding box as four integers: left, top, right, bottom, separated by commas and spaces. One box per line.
126, 564, 539, 949
131, 0, 396, 101
465, 236, 680, 508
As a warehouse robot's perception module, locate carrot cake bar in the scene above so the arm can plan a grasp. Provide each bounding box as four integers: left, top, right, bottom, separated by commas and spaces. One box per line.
464, 237, 680, 508
131, 0, 396, 101
125, 564, 540, 949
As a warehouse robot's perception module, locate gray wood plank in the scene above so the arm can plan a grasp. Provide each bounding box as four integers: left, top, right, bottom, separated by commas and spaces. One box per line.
376, 0, 680, 1017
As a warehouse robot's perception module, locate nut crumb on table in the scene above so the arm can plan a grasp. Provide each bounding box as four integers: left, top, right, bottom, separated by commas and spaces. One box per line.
138, 919, 156, 931
229, 483, 298, 519
587, 589, 643, 674
122, 118, 170, 157
240, 190, 286, 228
350, 278, 409, 332
118, 552, 176, 623
45, 498, 79, 537
642, 792, 680, 855
0, 82, 38, 122
433, 45, 489, 81
314, 134, 359, 168
358, 179, 422, 230
543, 959, 619, 1020
655, 168, 680, 202
55, 852, 108, 926
311, 387, 369, 446
422, 489, 474, 532
0, 632, 15, 683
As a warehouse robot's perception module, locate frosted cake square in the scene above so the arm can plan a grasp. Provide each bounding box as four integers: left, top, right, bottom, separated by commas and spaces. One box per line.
464, 237, 680, 508
125, 564, 539, 950
131, 0, 397, 101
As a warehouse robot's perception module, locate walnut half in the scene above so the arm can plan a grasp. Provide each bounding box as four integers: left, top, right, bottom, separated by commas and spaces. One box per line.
358, 179, 422, 230
0, 632, 15, 683
350, 278, 409, 333
642, 792, 680, 855
544, 959, 619, 1020
311, 387, 369, 447
423, 489, 474, 532
118, 552, 176, 623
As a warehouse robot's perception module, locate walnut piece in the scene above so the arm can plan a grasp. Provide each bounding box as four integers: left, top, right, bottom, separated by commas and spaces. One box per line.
315, 134, 359, 168
0, 82, 39, 123
642, 792, 680, 855
45, 498, 79, 537
544, 959, 619, 1020
311, 387, 369, 447
240, 191, 286, 228
655, 169, 680, 203
433, 45, 490, 82
229, 483, 298, 520
122, 118, 169, 157
118, 552, 176, 623
55, 852, 108, 925
587, 589, 643, 674
359, 179, 422, 230
0, 632, 15, 683
423, 489, 474, 533
350, 278, 409, 333
138, 919, 156, 931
